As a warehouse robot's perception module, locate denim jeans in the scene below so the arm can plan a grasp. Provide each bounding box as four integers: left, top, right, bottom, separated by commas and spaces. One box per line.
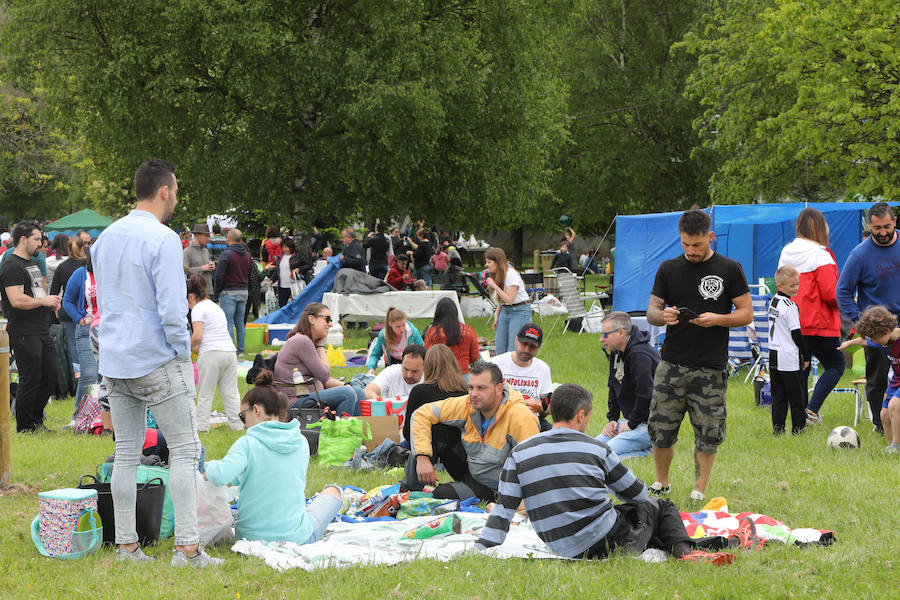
292, 385, 364, 416
596, 422, 652, 459
107, 358, 202, 546
415, 264, 432, 287
303, 487, 343, 544
74, 322, 99, 413
802, 335, 845, 413
495, 303, 533, 354
219, 290, 248, 353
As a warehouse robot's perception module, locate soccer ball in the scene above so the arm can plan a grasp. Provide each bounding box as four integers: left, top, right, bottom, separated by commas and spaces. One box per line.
826, 426, 860, 450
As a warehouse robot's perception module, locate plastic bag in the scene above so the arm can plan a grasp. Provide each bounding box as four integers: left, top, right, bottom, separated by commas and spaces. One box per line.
309, 418, 371, 466
195, 472, 236, 546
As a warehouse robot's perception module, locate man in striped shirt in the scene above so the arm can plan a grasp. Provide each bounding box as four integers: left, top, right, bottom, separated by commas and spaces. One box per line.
476, 383, 732, 560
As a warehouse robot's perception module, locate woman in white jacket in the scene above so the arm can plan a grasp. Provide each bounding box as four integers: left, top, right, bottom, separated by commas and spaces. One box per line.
778, 208, 845, 423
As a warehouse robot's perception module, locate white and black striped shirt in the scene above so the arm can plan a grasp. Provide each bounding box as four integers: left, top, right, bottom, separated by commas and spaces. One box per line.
476, 427, 648, 558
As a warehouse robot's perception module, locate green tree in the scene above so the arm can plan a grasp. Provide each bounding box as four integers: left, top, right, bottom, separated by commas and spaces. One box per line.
0, 62, 88, 222
681, 0, 900, 203
4, 0, 569, 229
551, 0, 716, 230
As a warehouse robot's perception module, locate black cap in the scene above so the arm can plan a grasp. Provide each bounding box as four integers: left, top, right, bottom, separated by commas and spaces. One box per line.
517, 323, 543, 347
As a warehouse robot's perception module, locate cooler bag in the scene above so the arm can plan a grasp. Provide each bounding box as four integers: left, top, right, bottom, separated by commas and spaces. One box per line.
31, 488, 102, 558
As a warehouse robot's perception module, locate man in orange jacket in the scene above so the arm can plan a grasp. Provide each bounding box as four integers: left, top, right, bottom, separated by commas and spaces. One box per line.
402, 360, 539, 501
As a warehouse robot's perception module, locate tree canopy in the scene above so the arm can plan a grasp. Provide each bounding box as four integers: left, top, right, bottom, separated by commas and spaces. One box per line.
4, 0, 569, 228
681, 0, 900, 203
551, 0, 716, 229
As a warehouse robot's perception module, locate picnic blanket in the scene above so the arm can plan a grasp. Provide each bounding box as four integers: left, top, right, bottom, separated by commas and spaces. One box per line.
232, 512, 557, 571
231, 496, 835, 570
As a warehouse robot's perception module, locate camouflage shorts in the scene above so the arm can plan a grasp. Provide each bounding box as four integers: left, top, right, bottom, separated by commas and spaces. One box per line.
648, 360, 727, 454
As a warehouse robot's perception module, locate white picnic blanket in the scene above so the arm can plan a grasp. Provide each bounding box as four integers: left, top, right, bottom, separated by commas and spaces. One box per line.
231, 512, 561, 571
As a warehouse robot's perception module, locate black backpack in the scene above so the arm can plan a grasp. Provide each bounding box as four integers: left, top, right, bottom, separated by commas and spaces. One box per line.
246, 351, 279, 384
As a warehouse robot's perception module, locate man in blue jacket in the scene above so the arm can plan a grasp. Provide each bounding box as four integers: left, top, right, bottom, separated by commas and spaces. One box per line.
213, 228, 251, 353
597, 311, 659, 458
836, 202, 900, 434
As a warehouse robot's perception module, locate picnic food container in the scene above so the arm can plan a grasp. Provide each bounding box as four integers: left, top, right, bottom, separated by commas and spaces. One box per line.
31, 488, 102, 559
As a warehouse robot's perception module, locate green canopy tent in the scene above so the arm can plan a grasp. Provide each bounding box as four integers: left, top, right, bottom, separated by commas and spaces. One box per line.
44, 209, 114, 240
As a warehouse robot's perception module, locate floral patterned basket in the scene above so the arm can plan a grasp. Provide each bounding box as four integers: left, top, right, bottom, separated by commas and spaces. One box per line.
31, 488, 102, 559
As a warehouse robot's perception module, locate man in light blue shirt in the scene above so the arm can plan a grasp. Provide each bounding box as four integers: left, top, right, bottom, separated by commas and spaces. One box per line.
92, 158, 222, 568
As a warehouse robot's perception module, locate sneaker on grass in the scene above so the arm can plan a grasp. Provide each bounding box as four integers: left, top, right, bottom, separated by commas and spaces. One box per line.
115, 546, 154, 563
171, 548, 224, 568
689, 489, 705, 503
648, 481, 669, 496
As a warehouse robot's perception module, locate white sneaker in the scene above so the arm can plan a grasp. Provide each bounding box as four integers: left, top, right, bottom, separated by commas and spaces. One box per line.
648, 481, 670, 496
171, 547, 224, 568
115, 546, 154, 563
689, 489, 705, 502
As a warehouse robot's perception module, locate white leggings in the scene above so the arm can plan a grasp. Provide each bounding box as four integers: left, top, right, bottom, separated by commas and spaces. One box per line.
196, 350, 242, 431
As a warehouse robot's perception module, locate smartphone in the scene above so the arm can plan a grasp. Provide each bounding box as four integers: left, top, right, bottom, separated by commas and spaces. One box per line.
676, 307, 701, 323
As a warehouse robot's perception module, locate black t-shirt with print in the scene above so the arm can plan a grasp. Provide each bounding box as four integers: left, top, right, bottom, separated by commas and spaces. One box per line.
651, 252, 749, 370
0, 253, 51, 336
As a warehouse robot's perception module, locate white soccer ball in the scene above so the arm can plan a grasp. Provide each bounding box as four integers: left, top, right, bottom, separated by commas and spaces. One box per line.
826, 426, 860, 450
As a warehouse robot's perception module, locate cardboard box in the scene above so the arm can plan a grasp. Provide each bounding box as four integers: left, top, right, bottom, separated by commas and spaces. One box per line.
360, 416, 401, 452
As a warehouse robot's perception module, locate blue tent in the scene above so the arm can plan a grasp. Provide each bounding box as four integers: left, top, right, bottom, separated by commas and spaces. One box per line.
613, 202, 899, 313
254, 257, 342, 324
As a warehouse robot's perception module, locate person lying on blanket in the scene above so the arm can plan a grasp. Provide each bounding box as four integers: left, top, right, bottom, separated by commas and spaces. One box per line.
204, 370, 343, 545
402, 360, 539, 502
475, 383, 754, 563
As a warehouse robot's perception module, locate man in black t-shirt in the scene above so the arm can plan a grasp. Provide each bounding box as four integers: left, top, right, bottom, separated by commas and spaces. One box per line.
0, 222, 61, 433
646, 209, 752, 502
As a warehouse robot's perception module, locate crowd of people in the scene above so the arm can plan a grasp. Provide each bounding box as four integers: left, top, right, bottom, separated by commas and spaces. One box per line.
2, 157, 897, 569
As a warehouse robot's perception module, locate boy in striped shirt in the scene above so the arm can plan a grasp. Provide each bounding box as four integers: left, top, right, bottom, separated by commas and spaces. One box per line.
475, 383, 736, 562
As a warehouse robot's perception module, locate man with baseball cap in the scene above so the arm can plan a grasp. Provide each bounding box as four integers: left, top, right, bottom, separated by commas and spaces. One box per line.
183, 223, 214, 297
491, 322, 553, 431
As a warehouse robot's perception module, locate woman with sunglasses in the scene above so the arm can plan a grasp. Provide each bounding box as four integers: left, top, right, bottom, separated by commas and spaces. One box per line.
273, 302, 363, 415
205, 370, 343, 545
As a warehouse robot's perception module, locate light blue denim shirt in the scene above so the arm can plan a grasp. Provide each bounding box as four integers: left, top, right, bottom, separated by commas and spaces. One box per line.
92, 209, 190, 379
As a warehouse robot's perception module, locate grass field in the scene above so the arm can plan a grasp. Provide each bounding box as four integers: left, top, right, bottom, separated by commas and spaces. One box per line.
2, 309, 898, 599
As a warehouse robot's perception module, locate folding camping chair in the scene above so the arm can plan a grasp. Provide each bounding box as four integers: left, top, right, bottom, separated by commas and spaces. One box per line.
546, 268, 592, 335
808, 356, 871, 427
520, 272, 545, 303
727, 292, 770, 382
462, 270, 498, 325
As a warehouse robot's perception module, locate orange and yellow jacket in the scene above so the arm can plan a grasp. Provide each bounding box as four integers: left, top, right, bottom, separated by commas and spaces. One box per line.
410, 384, 539, 491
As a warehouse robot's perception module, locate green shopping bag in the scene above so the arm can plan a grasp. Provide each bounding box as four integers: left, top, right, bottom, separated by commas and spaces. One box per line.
99, 463, 174, 539
309, 418, 372, 466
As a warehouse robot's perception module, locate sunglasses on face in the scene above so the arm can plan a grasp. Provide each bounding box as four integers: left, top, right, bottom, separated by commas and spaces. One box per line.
238, 407, 251, 424
600, 329, 621, 339
315, 314, 333, 324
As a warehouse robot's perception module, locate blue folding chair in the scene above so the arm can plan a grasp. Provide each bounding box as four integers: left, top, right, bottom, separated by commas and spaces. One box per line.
729, 292, 770, 382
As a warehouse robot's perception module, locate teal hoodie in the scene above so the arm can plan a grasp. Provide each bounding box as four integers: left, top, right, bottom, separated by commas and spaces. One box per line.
205, 419, 313, 545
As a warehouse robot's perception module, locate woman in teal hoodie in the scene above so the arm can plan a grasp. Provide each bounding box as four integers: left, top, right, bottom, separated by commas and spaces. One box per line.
204, 370, 342, 545
366, 307, 424, 373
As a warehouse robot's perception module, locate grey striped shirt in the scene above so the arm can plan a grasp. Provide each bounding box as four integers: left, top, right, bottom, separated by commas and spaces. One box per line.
476, 427, 648, 558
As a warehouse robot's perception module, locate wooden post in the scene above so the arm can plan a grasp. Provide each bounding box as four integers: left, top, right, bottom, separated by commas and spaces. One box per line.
0, 328, 10, 486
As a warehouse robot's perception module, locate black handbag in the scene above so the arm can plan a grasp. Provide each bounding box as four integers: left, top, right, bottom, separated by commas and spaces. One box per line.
77, 474, 165, 547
